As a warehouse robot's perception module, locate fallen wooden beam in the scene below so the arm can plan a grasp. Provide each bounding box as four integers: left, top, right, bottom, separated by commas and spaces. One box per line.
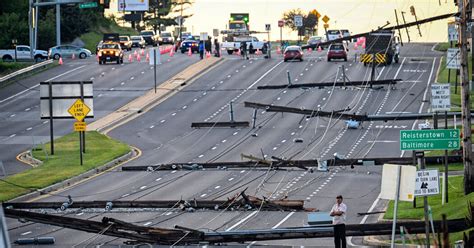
257, 79, 401, 90
191, 121, 249, 128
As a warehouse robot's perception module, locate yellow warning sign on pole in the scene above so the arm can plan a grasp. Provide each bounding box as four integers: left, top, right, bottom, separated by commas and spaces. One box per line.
324, 23, 329, 29
74, 121, 86, 132
322, 15, 330, 23
68, 99, 91, 122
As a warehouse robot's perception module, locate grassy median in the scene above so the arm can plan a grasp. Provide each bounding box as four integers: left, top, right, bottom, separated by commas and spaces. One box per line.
0, 131, 130, 202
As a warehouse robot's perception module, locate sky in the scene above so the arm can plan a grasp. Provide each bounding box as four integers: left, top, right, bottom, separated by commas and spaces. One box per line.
110, 0, 457, 42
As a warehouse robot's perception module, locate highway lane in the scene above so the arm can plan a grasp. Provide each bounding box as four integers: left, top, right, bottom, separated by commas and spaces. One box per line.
0, 48, 198, 176
6, 44, 442, 247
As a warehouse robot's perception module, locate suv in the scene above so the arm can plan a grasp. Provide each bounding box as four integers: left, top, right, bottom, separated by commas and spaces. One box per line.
327, 43, 348, 61
119, 36, 132, 51
159, 32, 175, 44
307, 36, 326, 49
98, 42, 123, 64
140, 30, 159, 46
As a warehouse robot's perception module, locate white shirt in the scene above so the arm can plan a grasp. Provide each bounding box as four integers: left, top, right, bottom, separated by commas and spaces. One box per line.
331, 202, 347, 225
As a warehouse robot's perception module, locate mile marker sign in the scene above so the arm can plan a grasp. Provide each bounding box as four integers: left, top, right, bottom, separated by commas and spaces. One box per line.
414, 169, 439, 196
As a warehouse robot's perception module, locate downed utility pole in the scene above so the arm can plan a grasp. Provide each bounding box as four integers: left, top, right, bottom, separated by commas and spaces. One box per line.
4, 208, 471, 245
302, 12, 456, 50
191, 121, 249, 128
244, 101, 471, 122
256, 79, 401, 90
324, 155, 462, 167
4, 192, 306, 212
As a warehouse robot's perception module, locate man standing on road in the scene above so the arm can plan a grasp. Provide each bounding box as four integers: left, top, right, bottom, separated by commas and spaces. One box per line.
199, 40, 204, 60
214, 38, 220, 57
330, 195, 347, 248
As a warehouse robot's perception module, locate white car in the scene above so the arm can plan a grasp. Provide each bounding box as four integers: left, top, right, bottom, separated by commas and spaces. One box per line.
326, 30, 343, 41
0, 45, 48, 62
418, 121, 431, 130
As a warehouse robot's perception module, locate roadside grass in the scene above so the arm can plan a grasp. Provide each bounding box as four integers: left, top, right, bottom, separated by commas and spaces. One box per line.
384, 176, 474, 220
0, 131, 130, 202
81, 23, 138, 53
0, 61, 34, 77
434, 42, 457, 52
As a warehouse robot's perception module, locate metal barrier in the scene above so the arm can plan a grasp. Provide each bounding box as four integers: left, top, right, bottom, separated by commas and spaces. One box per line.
0, 59, 53, 84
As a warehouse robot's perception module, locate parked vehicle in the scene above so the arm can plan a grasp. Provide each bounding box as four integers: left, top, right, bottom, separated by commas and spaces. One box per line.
0, 45, 48, 62
48, 45, 91, 60
180, 39, 199, 53
98, 42, 123, 64
140, 30, 159, 46
327, 43, 348, 61
159, 32, 175, 44
96, 40, 103, 54
221, 36, 266, 55
119, 36, 132, 51
326, 29, 343, 41
307, 36, 326, 49
283, 46, 303, 62
130, 36, 146, 48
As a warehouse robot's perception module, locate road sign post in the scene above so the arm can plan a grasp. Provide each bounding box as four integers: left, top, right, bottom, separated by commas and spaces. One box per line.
446, 48, 461, 70
431, 84, 451, 112
68, 99, 91, 166
294, 15, 303, 42
278, 20, 284, 45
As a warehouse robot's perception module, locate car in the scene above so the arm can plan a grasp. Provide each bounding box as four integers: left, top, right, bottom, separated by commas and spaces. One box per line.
327, 43, 348, 62
283, 45, 303, 62
97, 42, 123, 64
130, 36, 146, 48
180, 32, 192, 40
345, 119, 360, 129
119, 36, 132, 51
307, 36, 326, 49
180, 39, 199, 53
96, 40, 103, 54
48, 45, 92, 60
140, 30, 159, 46
327, 29, 343, 41
0, 45, 48, 62
159, 32, 175, 44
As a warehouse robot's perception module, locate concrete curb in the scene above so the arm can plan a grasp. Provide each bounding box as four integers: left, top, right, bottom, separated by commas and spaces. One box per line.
11, 149, 135, 202
16, 150, 43, 168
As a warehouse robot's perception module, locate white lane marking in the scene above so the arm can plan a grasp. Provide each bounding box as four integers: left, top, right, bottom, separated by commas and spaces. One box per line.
143, 222, 152, 226
171, 170, 177, 174
160, 120, 165, 123
226, 211, 258, 231
240, 170, 246, 173
76, 212, 84, 216
0, 65, 87, 104
25, 108, 31, 111
26, 127, 32, 131
140, 185, 147, 190
121, 193, 130, 197
200, 193, 207, 198
233, 132, 238, 135
42, 120, 48, 124
165, 212, 172, 216
198, 154, 204, 158
121, 82, 125, 85
9, 134, 16, 138
149, 125, 155, 129
21, 231, 32, 236
347, 194, 381, 247
228, 177, 234, 181
10, 114, 15, 117
155, 178, 162, 181
211, 146, 217, 150
130, 76, 134, 80
215, 185, 221, 189
172, 112, 176, 116
222, 139, 227, 143
182, 105, 187, 109
272, 212, 295, 229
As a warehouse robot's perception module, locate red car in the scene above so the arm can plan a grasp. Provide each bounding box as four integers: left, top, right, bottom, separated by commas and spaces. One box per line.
327, 43, 348, 61
284, 46, 303, 62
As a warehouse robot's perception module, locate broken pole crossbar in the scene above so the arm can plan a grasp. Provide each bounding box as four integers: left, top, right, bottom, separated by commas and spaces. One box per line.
325, 155, 462, 166
191, 121, 249, 128
257, 79, 401, 90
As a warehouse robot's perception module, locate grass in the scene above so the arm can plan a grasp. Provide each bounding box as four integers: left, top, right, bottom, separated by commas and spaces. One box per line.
0, 61, 34, 77
434, 42, 457, 52
384, 176, 474, 220
0, 61, 58, 89
0, 131, 130, 202
80, 22, 138, 53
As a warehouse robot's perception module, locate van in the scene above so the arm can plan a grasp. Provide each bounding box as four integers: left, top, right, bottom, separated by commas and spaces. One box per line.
327, 30, 342, 41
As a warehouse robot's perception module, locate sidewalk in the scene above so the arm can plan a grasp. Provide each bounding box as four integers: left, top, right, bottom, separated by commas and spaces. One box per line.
88, 56, 223, 133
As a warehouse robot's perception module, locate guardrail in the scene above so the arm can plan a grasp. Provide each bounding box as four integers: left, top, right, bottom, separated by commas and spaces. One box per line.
0, 59, 53, 84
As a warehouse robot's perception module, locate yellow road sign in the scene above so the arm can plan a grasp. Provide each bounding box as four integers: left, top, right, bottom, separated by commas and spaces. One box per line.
324, 23, 329, 29
68, 99, 91, 122
322, 15, 330, 23
74, 121, 86, 132
311, 9, 321, 19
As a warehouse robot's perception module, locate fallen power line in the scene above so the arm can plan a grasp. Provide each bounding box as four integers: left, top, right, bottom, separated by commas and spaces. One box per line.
257, 79, 401, 90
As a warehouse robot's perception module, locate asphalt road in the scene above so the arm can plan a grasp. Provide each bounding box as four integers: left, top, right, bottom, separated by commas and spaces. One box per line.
0, 46, 199, 176
5, 43, 444, 247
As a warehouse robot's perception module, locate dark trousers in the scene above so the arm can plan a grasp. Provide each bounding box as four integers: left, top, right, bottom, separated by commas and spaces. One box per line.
334, 224, 346, 248
199, 50, 204, 59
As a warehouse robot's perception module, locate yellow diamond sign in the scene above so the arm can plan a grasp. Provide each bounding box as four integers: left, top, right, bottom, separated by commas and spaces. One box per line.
322, 15, 330, 23
68, 99, 90, 122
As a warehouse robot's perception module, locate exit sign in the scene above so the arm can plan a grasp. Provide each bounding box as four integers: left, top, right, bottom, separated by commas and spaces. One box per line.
79, 2, 98, 8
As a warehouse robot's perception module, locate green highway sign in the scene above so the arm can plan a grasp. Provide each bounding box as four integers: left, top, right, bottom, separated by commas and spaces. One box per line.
79, 2, 98, 9
400, 129, 460, 151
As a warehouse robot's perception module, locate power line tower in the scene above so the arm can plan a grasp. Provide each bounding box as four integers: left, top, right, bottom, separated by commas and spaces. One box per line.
458, 0, 474, 194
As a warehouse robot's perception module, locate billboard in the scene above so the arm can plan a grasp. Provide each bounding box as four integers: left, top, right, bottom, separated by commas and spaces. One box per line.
118, 0, 149, 12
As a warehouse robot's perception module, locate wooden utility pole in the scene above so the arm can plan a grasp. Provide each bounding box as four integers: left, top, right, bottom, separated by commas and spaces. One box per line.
458, 0, 474, 194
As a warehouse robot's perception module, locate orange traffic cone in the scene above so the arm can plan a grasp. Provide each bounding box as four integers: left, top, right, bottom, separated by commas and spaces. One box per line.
134, 50, 138, 57
58, 57, 63, 65
308, 48, 312, 54
188, 47, 192, 56
362, 43, 366, 49
128, 54, 133, 63
96, 54, 99, 62
276, 47, 281, 54
236, 49, 241, 56
206, 51, 211, 58
72, 53, 75, 59
141, 48, 145, 56
354, 43, 358, 50
317, 46, 322, 52
137, 53, 141, 62
146, 52, 150, 62
170, 48, 174, 57
256, 49, 261, 55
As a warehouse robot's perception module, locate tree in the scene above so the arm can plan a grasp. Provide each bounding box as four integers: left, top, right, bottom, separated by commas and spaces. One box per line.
304, 12, 318, 36
0, 13, 29, 48
143, 0, 174, 33
282, 8, 305, 31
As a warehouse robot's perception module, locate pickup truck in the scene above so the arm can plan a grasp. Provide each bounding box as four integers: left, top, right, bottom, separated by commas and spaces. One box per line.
140, 30, 159, 46
0, 45, 48, 62
221, 36, 266, 55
